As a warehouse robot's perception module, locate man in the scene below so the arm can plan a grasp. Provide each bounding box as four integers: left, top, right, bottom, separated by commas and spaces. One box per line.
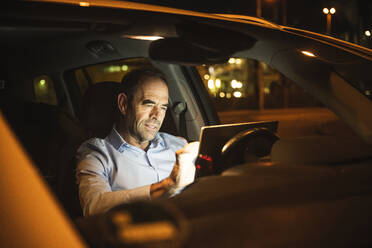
76, 67, 197, 216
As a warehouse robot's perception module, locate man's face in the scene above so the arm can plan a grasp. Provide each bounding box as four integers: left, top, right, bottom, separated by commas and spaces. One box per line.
125, 79, 169, 145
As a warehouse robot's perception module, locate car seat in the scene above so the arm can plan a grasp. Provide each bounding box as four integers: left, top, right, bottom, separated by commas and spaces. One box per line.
1, 98, 87, 218
79, 81, 121, 138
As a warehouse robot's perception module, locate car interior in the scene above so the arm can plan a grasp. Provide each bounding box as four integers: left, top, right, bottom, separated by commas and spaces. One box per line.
2, 1, 372, 220
0, 2, 221, 219
2, 1, 372, 247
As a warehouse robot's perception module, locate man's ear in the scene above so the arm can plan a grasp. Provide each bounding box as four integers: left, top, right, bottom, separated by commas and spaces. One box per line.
117, 92, 128, 116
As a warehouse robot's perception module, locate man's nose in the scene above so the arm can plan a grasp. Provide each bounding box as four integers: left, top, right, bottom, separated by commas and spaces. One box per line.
150, 106, 161, 120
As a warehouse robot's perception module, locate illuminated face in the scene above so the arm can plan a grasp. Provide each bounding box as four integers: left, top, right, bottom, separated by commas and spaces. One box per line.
125, 79, 169, 147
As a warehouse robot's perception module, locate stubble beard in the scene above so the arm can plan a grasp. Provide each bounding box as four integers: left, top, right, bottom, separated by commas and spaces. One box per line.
133, 119, 161, 143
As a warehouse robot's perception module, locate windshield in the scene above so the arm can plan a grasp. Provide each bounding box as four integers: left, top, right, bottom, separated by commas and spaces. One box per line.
196, 58, 321, 111
194, 57, 361, 140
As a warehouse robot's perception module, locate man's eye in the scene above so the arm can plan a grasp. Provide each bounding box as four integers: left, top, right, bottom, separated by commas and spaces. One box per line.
161, 106, 168, 111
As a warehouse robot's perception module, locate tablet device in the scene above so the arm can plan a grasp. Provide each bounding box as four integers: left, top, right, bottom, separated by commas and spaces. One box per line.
195, 120, 278, 176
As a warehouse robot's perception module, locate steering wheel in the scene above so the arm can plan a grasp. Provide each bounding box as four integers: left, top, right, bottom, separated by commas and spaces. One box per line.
218, 127, 279, 172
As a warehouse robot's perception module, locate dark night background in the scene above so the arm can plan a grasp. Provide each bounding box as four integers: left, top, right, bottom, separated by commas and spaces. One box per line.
127, 0, 372, 48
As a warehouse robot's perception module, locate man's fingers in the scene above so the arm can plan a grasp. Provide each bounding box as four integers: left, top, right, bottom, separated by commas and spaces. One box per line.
176, 141, 200, 156
170, 163, 179, 181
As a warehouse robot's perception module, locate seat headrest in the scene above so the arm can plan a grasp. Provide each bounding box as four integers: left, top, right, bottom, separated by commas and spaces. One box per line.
80, 82, 121, 138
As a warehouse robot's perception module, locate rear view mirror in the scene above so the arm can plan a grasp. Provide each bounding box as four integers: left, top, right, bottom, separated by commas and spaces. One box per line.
149, 22, 256, 65
149, 38, 228, 65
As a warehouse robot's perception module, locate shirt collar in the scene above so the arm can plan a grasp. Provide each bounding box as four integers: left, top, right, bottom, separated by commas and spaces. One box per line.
149, 133, 165, 149
107, 127, 166, 153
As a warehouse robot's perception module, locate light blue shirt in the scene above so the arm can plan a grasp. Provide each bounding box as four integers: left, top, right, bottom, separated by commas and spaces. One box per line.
76, 128, 186, 216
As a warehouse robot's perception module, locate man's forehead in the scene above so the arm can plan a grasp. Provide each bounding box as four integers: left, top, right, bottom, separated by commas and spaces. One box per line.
135, 79, 168, 100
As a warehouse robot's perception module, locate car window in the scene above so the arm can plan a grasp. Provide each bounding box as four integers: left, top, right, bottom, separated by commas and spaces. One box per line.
196, 58, 323, 126
193, 57, 352, 139
33, 75, 58, 106
196, 58, 321, 111
72, 57, 152, 95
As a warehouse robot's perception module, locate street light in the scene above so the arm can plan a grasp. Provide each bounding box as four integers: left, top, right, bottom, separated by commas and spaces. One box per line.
323, 7, 336, 34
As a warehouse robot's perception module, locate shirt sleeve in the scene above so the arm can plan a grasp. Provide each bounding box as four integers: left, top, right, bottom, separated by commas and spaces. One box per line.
76, 155, 151, 217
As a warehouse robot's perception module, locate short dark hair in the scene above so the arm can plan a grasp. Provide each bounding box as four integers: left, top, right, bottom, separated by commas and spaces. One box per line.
119, 67, 168, 103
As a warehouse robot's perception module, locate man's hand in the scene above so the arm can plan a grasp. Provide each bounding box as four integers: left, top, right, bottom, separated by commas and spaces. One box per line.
173, 141, 199, 188
150, 142, 199, 198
